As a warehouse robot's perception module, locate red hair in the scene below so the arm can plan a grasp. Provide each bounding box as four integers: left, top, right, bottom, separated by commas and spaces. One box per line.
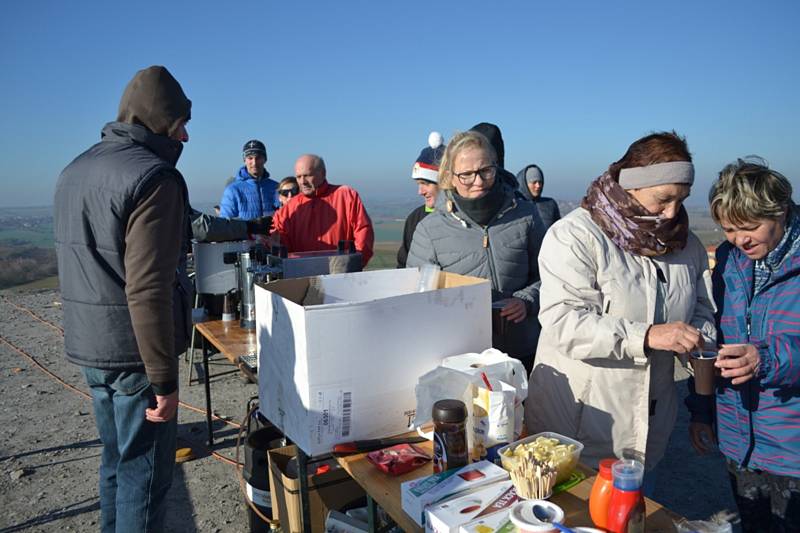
609, 131, 692, 181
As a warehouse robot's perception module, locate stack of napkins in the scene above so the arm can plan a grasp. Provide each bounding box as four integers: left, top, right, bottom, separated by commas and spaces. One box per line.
401, 460, 509, 527
425, 480, 519, 533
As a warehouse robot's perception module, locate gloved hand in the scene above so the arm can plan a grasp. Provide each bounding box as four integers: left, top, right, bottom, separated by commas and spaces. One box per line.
246, 216, 272, 235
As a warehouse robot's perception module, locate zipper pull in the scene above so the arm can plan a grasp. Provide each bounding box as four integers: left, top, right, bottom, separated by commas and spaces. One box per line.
746, 311, 751, 337
483, 234, 488, 248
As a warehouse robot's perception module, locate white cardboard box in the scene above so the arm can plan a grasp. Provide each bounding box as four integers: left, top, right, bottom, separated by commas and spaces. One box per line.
401, 460, 509, 527
426, 480, 518, 533
255, 268, 491, 456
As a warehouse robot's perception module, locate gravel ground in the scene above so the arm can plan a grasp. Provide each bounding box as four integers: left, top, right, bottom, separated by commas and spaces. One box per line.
0, 289, 740, 532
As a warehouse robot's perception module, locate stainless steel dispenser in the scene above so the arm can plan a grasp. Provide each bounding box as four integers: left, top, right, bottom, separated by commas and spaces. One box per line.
224, 246, 267, 330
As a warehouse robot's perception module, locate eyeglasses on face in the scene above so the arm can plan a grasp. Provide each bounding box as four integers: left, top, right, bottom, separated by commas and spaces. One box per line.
279, 187, 299, 197
453, 165, 497, 186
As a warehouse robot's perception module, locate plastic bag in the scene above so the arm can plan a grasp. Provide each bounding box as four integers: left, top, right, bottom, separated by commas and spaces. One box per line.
414, 349, 527, 460
441, 349, 528, 439
674, 518, 732, 533
366, 443, 431, 476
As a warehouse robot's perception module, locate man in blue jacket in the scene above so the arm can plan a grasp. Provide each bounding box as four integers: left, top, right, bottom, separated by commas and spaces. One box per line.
219, 139, 279, 219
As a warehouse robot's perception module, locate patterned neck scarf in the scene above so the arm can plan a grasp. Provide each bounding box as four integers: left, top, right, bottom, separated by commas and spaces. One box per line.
754, 208, 800, 294
581, 172, 689, 257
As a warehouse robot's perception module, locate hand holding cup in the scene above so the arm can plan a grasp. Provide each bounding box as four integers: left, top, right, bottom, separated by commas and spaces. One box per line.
716, 344, 761, 385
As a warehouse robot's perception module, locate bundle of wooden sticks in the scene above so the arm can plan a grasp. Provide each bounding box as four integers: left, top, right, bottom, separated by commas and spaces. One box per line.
509, 457, 557, 499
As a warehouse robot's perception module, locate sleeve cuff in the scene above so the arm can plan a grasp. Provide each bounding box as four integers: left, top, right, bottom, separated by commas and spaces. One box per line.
629, 322, 650, 365
755, 343, 771, 381
151, 380, 178, 396
684, 377, 716, 424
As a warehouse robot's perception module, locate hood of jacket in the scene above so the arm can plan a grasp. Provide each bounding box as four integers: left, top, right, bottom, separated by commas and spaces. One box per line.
116, 66, 191, 140
470, 122, 505, 168
100, 121, 184, 166
235, 165, 271, 182
516, 164, 542, 201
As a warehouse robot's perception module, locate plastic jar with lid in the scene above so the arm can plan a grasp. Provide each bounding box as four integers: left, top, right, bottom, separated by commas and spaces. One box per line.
589, 458, 616, 528
432, 399, 468, 473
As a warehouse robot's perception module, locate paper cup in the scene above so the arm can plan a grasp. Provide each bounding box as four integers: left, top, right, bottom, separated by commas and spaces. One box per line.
491, 300, 509, 336
690, 350, 718, 395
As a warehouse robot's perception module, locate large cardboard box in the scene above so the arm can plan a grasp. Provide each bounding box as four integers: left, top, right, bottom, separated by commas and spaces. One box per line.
255, 268, 491, 456
268, 445, 365, 533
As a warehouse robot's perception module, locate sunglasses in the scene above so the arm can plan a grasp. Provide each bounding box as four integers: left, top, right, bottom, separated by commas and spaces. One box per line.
279, 187, 299, 197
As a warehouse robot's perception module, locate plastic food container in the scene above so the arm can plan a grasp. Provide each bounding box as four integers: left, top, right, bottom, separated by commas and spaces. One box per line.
497, 431, 584, 485
509, 500, 564, 532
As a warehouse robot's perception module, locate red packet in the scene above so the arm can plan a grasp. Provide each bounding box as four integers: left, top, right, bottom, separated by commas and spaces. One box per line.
366, 443, 431, 476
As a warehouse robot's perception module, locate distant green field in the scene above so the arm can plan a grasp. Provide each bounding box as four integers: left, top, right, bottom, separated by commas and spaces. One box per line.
372, 220, 404, 243
0, 227, 55, 247
12, 275, 59, 290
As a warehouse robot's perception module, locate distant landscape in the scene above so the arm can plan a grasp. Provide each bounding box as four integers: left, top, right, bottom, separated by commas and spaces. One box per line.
0, 202, 724, 290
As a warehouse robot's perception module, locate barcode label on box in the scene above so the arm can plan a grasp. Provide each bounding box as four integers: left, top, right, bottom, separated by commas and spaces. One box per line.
313, 388, 354, 445
341, 392, 352, 437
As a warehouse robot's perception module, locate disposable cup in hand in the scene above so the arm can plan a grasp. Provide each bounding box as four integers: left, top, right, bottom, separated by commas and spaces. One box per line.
690, 350, 718, 395
417, 263, 441, 292
491, 299, 510, 336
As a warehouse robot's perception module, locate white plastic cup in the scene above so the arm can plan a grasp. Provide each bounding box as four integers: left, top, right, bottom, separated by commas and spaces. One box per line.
417, 263, 441, 292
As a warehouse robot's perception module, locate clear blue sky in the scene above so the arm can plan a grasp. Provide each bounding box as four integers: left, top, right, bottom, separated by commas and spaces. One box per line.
1, 0, 798, 208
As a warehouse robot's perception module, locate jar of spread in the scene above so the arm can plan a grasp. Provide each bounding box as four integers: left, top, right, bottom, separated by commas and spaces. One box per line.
432, 399, 468, 473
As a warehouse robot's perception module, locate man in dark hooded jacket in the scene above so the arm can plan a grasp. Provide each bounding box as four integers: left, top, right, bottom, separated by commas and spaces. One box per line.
469, 122, 525, 197
54, 66, 192, 532
516, 164, 561, 230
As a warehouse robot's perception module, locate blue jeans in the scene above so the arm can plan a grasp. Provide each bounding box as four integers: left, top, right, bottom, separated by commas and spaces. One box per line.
83, 367, 177, 533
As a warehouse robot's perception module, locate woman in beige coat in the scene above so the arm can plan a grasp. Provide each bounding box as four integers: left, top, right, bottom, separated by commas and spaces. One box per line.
525, 132, 716, 492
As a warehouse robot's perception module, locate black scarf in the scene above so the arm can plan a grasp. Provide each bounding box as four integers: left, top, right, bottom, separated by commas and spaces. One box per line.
452, 179, 505, 226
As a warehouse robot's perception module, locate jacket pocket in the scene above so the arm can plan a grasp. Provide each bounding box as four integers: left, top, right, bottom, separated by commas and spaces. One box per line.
173, 275, 193, 349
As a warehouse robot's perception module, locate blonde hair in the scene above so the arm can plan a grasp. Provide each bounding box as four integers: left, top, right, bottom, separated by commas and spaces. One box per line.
438, 131, 497, 190
709, 156, 793, 226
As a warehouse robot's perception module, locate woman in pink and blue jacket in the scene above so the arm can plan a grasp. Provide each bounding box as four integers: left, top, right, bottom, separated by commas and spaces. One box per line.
687, 157, 800, 532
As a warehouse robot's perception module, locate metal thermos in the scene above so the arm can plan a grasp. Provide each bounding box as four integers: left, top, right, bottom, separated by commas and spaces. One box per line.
224, 246, 266, 330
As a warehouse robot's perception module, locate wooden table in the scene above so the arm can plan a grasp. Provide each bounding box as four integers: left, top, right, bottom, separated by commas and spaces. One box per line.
337, 440, 683, 532
195, 319, 316, 533
195, 319, 257, 446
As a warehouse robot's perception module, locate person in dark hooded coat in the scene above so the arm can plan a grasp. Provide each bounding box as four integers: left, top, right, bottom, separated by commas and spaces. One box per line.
469, 122, 525, 198
516, 164, 561, 230
54, 66, 192, 532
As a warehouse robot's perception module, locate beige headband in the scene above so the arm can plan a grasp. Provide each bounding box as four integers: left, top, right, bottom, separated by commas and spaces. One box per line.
618, 161, 695, 190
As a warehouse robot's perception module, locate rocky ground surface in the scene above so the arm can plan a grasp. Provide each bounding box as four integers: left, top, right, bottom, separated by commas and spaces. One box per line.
1, 289, 740, 532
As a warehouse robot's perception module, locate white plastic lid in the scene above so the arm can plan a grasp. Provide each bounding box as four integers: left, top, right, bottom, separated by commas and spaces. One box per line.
509, 500, 564, 532
611, 459, 645, 490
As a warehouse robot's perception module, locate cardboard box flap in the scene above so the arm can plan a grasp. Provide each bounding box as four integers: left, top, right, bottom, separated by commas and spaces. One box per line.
439, 271, 487, 289
258, 278, 312, 304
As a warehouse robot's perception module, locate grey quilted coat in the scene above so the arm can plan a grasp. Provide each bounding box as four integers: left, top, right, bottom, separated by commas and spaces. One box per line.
407, 184, 546, 369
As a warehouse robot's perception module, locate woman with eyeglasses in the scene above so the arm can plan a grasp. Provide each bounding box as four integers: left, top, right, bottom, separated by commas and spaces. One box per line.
277, 176, 299, 207
407, 130, 545, 373
524, 132, 716, 490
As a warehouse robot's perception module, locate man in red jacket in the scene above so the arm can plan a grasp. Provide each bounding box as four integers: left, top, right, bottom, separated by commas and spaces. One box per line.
272, 154, 375, 266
